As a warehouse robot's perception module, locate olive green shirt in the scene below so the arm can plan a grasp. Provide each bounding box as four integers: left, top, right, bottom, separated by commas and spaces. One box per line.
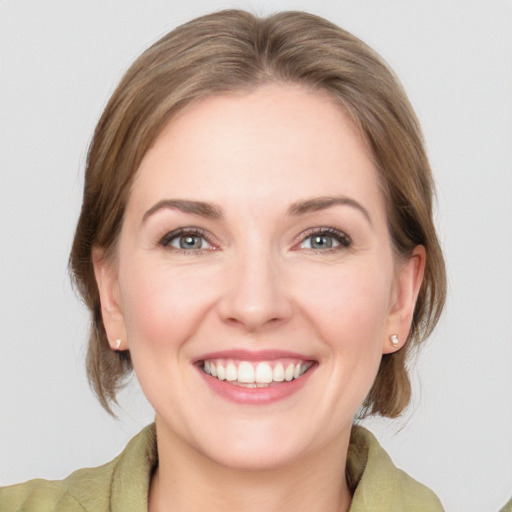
500, 498, 512, 512
0, 425, 444, 511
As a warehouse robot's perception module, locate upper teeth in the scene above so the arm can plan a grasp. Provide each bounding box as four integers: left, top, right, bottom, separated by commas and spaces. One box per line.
203, 360, 311, 385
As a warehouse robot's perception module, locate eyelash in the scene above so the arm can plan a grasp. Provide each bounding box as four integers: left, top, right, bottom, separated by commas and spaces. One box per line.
157, 226, 352, 254
158, 227, 215, 253
296, 227, 352, 252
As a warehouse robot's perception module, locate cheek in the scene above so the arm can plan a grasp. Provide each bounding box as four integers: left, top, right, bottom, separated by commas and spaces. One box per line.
118, 258, 218, 353
294, 260, 393, 351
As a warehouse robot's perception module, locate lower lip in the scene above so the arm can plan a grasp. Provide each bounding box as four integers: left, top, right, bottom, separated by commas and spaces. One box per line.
197, 364, 316, 405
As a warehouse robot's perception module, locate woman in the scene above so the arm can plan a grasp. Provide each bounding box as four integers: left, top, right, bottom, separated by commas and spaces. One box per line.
0, 10, 446, 511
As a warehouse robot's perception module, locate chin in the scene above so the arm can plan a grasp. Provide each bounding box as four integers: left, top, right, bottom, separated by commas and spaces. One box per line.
200, 431, 309, 471
184, 408, 339, 472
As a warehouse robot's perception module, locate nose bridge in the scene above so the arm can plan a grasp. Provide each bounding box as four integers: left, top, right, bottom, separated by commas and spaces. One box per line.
219, 240, 292, 331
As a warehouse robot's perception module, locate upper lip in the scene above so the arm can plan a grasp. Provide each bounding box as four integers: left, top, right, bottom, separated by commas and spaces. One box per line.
194, 349, 315, 363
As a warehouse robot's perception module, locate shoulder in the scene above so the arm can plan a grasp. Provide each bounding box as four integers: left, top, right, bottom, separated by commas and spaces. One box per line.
347, 426, 445, 512
0, 456, 119, 512
500, 497, 512, 512
0, 424, 157, 512
0, 478, 85, 511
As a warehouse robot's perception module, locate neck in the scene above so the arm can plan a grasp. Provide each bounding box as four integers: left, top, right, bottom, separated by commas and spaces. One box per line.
148, 417, 352, 512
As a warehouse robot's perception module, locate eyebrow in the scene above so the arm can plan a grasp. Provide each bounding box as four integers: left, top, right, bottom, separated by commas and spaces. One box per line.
288, 196, 372, 225
142, 195, 372, 225
142, 199, 223, 222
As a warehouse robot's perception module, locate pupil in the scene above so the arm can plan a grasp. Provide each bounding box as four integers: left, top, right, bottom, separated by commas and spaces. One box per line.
312, 235, 332, 249
180, 235, 201, 249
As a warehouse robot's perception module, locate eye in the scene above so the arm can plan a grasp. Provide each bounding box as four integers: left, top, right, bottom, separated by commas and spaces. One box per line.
299, 228, 351, 251
159, 228, 214, 252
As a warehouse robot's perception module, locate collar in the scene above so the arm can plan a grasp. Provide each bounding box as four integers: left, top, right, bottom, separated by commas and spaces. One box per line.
64, 423, 443, 511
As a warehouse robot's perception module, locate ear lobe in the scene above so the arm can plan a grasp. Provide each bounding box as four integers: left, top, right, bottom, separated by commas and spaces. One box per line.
92, 247, 127, 351
383, 245, 426, 354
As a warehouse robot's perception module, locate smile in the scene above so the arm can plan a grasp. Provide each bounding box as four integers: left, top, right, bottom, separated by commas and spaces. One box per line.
202, 359, 313, 388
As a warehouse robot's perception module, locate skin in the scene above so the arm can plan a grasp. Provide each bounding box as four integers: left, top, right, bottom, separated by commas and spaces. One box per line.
94, 83, 425, 512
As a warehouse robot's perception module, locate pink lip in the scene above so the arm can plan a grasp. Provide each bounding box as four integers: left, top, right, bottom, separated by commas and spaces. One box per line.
198, 370, 314, 404
194, 350, 317, 405
194, 349, 313, 363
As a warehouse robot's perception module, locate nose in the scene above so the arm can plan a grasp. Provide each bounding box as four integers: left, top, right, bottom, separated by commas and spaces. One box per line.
217, 247, 293, 332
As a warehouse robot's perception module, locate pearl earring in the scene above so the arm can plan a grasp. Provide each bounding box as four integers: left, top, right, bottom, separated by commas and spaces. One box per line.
115, 339, 121, 350
390, 334, 399, 347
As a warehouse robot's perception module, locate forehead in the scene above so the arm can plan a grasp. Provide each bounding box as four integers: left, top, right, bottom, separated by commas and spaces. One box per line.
129, 84, 384, 219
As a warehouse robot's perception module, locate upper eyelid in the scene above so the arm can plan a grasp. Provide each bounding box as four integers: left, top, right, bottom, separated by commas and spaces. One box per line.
295, 226, 351, 243
300, 226, 349, 235
156, 225, 351, 248
158, 227, 214, 246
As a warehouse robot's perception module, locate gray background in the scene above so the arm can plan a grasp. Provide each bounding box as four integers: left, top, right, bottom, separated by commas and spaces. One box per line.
1, 1, 511, 511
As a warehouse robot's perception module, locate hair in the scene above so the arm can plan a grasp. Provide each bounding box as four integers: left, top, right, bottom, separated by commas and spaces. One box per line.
70, 9, 446, 417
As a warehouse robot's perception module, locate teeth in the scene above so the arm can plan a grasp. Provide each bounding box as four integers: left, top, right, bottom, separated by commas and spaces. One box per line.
226, 363, 237, 381
203, 359, 312, 385
255, 362, 273, 383
238, 362, 255, 383
273, 363, 285, 382
285, 363, 294, 381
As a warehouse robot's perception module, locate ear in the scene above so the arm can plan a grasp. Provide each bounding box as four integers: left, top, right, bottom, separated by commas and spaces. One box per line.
92, 247, 127, 351
383, 245, 426, 354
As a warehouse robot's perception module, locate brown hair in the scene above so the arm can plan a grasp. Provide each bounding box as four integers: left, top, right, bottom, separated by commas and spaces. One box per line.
70, 9, 446, 417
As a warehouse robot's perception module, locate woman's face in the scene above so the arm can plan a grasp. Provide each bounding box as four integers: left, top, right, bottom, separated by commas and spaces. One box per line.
95, 84, 423, 469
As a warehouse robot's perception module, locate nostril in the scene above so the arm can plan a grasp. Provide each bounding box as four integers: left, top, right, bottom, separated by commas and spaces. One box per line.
223, 313, 287, 332
216, 267, 293, 330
